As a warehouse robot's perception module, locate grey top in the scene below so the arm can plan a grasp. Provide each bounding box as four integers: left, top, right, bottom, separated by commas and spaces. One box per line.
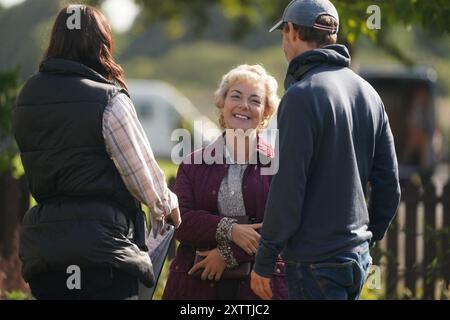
218, 164, 248, 217
215, 140, 250, 268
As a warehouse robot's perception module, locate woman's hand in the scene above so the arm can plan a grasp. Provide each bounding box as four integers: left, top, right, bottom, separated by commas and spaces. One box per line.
231, 223, 263, 255
188, 248, 226, 281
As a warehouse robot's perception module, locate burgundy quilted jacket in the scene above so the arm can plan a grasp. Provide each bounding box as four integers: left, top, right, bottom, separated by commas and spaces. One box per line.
163, 137, 288, 300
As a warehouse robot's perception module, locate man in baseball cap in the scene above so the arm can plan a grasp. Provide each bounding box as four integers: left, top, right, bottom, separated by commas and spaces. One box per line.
269, 0, 339, 34
251, 0, 400, 300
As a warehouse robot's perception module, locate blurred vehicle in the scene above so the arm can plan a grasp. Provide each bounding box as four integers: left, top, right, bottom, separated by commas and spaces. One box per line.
360, 66, 442, 183
127, 79, 220, 160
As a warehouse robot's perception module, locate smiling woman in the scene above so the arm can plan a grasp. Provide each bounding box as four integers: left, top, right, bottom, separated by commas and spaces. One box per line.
221, 81, 266, 132
215, 64, 279, 131
162, 65, 288, 300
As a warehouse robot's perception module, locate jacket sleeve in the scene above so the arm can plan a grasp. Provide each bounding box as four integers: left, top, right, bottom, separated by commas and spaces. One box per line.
254, 88, 316, 277
103, 93, 178, 237
230, 243, 255, 263
174, 163, 221, 248
368, 105, 401, 243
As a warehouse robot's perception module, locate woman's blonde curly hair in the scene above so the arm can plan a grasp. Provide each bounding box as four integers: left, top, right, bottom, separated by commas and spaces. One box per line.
214, 64, 280, 131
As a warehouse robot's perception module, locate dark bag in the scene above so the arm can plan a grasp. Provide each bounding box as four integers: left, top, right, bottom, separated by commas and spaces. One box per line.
191, 215, 254, 280
139, 224, 176, 300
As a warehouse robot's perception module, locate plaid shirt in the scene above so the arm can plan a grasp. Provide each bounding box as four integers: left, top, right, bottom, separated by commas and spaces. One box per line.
103, 93, 178, 236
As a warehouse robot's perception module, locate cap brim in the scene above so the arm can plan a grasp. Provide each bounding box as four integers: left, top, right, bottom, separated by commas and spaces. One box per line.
269, 20, 284, 33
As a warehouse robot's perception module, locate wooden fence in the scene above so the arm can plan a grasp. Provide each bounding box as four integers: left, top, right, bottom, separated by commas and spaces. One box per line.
377, 180, 450, 299
1, 173, 449, 299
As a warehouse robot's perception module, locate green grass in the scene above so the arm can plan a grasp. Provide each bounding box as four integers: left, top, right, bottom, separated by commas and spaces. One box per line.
5, 290, 31, 300
152, 254, 174, 300
360, 282, 385, 300
148, 159, 179, 300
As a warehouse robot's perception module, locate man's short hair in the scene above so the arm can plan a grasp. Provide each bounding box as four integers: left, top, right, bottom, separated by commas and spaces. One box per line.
284, 15, 338, 47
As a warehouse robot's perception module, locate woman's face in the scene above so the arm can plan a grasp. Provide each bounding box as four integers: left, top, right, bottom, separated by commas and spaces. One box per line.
221, 79, 267, 131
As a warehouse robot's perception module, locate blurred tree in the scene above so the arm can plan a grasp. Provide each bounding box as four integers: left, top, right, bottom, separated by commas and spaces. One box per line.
87, 0, 450, 64
0, 69, 20, 174
128, 0, 450, 39
0, 0, 59, 79
0, 69, 30, 299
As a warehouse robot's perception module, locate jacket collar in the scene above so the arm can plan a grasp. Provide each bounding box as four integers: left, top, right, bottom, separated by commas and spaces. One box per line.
203, 132, 274, 166
39, 58, 129, 94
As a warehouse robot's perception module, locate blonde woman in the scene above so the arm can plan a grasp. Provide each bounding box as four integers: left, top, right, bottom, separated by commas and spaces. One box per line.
163, 65, 287, 300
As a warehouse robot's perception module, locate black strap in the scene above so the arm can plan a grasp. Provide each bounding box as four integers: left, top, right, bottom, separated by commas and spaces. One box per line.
135, 203, 149, 252
284, 62, 322, 90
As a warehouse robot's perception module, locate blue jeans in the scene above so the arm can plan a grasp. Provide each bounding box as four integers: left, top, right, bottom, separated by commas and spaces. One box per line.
285, 242, 372, 300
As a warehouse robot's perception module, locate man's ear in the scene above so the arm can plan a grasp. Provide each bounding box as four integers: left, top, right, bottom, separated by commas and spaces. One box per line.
287, 22, 298, 41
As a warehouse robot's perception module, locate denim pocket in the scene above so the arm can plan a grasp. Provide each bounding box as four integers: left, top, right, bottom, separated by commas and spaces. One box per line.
357, 251, 372, 285
309, 260, 356, 299
285, 264, 306, 300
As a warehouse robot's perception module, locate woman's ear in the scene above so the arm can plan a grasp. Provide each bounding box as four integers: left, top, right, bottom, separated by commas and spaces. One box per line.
263, 102, 272, 119
218, 109, 226, 129
258, 107, 269, 129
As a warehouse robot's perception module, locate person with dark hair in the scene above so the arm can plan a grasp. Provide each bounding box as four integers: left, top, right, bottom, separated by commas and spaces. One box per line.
12, 4, 180, 300
251, 0, 401, 300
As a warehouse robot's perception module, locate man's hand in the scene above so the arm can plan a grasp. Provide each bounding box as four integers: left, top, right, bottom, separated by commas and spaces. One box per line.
166, 207, 181, 228
250, 271, 273, 300
231, 223, 262, 255
188, 248, 226, 281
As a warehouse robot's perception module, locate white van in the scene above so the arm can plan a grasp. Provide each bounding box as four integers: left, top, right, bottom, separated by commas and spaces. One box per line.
128, 79, 220, 160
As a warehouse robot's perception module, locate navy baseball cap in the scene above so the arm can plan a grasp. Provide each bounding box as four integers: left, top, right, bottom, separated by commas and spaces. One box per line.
269, 0, 339, 34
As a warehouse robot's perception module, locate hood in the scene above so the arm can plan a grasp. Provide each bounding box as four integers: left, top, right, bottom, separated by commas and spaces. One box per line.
285, 44, 351, 89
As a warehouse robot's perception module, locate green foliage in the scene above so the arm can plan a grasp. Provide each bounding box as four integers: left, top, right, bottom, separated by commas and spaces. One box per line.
121, 31, 450, 122
77, 1, 447, 70
5, 290, 31, 300
0, 0, 59, 79
355, 25, 450, 96
157, 159, 179, 182
360, 283, 384, 300
0, 69, 20, 174
124, 0, 450, 51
